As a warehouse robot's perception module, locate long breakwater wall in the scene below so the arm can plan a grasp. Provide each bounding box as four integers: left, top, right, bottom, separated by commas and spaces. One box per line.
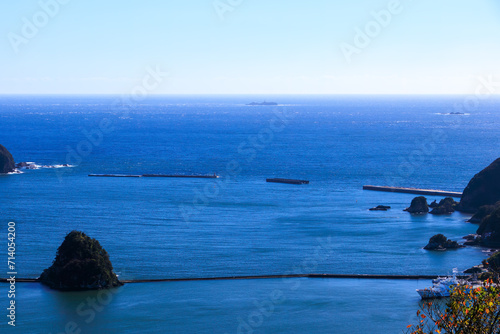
89, 174, 219, 179
363, 185, 462, 198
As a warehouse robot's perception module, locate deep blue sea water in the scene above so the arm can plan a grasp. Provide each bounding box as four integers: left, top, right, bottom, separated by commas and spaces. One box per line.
0, 95, 499, 333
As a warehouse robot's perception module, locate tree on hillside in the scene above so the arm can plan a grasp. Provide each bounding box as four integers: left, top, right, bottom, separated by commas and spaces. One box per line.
405, 280, 500, 334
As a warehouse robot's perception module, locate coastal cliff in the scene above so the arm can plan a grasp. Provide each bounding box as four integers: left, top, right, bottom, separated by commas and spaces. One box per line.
469, 202, 500, 224
457, 158, 500, 213
0, 144, 15, 174
476, 204, 500, 246
40, 231, 122, 291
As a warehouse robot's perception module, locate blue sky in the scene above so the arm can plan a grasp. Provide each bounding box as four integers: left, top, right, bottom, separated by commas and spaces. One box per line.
1, 0, 500, 94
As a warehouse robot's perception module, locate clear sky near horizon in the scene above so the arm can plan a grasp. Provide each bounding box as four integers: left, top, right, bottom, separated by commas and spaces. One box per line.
1, 0, 500, 95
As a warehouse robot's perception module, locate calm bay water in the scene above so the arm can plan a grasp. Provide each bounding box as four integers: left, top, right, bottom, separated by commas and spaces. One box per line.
0, 95, 499, 333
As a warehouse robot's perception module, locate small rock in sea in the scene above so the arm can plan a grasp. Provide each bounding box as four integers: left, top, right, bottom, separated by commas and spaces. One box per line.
429, 200, 439, 208
369, 205, 391, 211
404, 196, 429, 214
429, 197, 458, 215
16, 162, 38, 169
424, 234, 464, 251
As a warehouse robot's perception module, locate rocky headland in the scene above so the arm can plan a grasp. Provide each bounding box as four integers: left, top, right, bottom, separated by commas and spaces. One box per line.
453, 158, 500, 246
0, 144, 15, 174
397, 158, 500, 248
475, 204, 500, 247
457, 158, 500, 213
466, 250, 500, 281
468, 201, 500, 224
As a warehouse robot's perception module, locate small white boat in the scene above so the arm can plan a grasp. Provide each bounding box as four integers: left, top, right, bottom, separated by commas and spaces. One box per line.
417, 269, 460, 299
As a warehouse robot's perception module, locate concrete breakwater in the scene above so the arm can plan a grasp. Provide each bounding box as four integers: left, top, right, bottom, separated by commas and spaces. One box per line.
363, 185, 462, 198
267, 178, 310, 185
89, 174, 142, 178
89, 174, 219, 179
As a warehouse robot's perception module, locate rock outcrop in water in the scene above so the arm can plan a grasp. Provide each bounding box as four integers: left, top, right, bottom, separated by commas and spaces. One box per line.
369, 205, 391, 211
0, 144, 15, 174
404, 196, 429, 214
40, 231, 122, 291
429, 197, 458, 215
424, 234, 464, 251
457, 158, 500, 213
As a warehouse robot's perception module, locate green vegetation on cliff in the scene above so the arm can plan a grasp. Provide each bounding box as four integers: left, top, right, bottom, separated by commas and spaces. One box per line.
476, 205, 500, 246
483, 251, 500, 273
469, 201, 500, 223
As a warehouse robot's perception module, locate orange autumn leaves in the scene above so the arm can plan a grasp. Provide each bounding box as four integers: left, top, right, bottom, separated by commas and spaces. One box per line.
406, 279, 500, 334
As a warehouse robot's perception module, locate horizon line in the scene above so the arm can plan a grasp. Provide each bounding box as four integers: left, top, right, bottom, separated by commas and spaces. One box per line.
1, 93, 499, 97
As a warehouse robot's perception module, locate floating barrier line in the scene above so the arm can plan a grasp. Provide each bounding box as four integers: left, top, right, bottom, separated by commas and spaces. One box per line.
0, 274, 470, 284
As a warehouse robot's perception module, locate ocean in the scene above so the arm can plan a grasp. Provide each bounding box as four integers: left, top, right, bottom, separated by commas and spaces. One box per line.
0, 95, 499, 333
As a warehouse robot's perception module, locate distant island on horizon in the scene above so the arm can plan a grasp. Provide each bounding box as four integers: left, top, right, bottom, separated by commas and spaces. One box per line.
246, 101, 278, 106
